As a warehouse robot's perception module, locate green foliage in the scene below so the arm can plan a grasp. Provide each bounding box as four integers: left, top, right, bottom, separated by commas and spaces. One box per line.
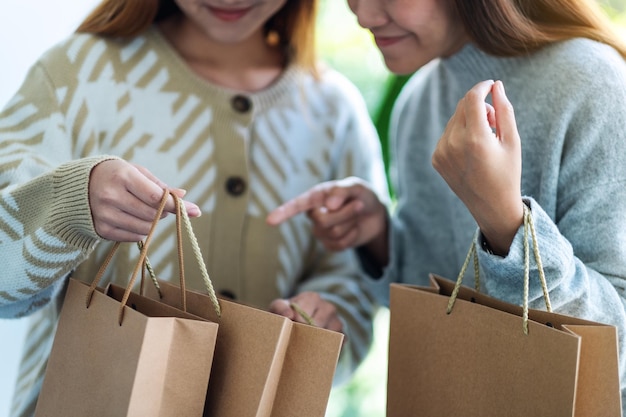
325, 309, 390, 417
602, 0, 626, 16
370, 75, 411, 197
316, 0, 404, 196
316, 1, 389, 116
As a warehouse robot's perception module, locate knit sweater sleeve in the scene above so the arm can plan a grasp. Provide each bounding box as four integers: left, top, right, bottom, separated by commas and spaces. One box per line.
0, 61, 118, 318
474, 42, 626, 392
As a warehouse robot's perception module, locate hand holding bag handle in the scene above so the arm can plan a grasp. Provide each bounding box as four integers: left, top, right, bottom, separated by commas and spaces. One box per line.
386, 203, 622, 416
139, 199, 342, 417
35, 189, 221, 417
85, 188, 220, 324
142, 197, 311, 325
447, 204, 552, 334
137, 189, 222, 318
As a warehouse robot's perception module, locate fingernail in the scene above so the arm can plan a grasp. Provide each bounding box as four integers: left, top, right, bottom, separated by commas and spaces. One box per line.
496, 80, 506, 96
327, 196, 342, 210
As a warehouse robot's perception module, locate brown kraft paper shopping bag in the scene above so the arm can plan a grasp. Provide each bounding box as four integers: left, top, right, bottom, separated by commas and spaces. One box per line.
142, 202, 344, 417
144, 280, 292, 417
270, 319, 344, 417
146, 280, 344, 417
34, 190, 219, 417
387, 206, 621, 417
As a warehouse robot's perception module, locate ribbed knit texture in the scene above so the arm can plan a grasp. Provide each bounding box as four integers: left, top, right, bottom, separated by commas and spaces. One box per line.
383, 39, 626, 411
1, 27, 389, 416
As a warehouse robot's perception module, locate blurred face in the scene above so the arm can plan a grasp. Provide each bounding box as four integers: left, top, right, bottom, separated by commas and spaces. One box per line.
174, 0, 287, 44
347, 0, 469, 74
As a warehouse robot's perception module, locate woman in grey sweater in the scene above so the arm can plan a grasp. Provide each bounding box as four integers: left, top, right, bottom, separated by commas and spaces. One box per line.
268, 0, 626, 408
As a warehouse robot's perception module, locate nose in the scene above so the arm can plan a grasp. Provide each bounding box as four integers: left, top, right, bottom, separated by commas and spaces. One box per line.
347, 0, 388, 29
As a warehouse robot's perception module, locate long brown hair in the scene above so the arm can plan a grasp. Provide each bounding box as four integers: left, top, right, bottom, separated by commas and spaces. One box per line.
76, 0, 318, 71
454, 0, 626, 59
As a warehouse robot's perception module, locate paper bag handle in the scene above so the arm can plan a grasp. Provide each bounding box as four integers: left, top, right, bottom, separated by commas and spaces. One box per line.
144, 191, 221, 318
86, 189, 181, 323
85, 189, 220, 324
140, 193, 222, 319
447, 204, 552, 334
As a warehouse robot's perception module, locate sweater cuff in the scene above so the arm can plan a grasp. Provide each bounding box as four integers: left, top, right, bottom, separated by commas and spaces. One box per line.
50, 155, 121, 248
355, 245, 384, 279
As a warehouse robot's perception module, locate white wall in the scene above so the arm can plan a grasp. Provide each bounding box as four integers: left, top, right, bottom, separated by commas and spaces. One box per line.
0, 2, 99, 414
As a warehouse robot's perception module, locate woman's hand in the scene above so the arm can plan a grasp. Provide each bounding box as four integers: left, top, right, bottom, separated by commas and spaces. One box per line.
432, 80, 523, 255
269, 292, 344, 335
88, 159, 201, 241
266, 176, 389, 265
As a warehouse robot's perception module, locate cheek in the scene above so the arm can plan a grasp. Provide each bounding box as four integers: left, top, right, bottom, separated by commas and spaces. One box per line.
262, 0, 290, 28
172, 0, 199, 16
269, 0, 288, 14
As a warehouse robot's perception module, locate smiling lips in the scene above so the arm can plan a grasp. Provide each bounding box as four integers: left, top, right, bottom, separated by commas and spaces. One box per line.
208, 6, 252, 22
374, 35, 407, 48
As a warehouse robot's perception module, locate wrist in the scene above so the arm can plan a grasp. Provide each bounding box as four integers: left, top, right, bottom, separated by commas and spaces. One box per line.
477, 200, 525, 256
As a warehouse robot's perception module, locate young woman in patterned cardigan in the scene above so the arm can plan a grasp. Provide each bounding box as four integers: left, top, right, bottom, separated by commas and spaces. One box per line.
0, 1, 389, 415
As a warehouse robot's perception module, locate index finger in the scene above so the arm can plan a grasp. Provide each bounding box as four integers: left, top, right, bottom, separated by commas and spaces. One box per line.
133, 163, 187, 198
125, 167, 179, 215
266, 184, 330, 225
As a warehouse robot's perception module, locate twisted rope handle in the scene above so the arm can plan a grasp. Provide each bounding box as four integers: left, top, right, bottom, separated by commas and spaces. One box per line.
178, 196, 221, 317
140, 193, 221, 317
290, 302, 316, 326
138, 240, 161, 299
86, 189, 222, 324
447, 204, 552, 334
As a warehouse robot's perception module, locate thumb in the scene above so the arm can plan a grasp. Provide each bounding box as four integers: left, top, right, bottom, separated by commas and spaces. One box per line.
325, 187, 354, 211
492, 81, 518, 146
268, 299, 296, 320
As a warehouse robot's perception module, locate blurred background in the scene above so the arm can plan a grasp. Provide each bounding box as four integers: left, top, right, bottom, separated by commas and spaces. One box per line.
1, 1, 625, 416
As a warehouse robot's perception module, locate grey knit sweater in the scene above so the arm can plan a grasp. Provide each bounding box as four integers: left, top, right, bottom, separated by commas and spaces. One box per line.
385, 39, 626, 409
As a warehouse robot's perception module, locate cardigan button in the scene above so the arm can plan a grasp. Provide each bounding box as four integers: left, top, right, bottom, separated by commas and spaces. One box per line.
225, 176, 246, 196
231, 95, 251, 113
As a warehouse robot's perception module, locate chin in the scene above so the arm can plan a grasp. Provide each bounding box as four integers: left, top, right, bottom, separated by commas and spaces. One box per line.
384, 56, 432, 75
384, 58, 418, 75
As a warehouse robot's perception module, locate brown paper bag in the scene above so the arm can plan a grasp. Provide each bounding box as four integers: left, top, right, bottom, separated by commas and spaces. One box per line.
387, 207, 622, 417
141, 189, 344, 417
34, 279, 218, 417
34, 190, 220, 417
388, 278, 621, 417
144, 279, 344, 417
144, 280, 291, 417
270, 320, 344, 417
